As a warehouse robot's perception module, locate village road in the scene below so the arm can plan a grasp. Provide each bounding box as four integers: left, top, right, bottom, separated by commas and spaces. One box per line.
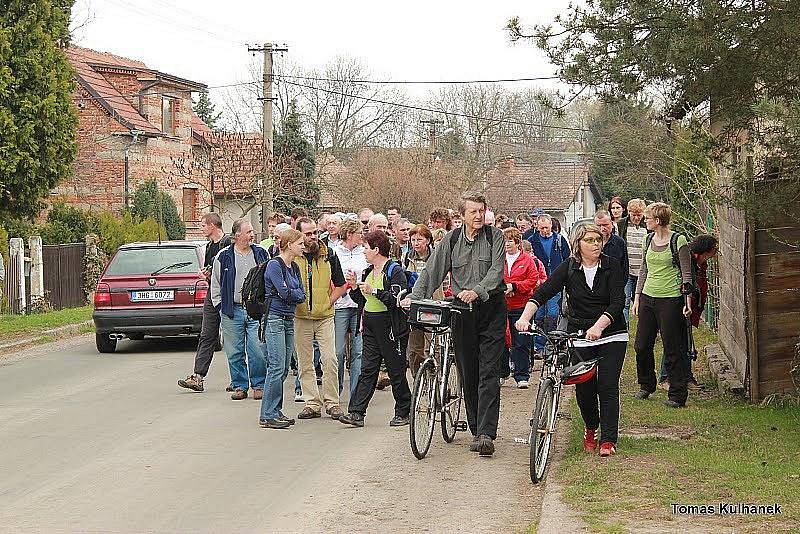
0, 335, 542, 533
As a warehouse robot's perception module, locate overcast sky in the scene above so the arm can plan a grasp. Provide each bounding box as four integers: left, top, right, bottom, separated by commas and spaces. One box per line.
70, 0, 572, 101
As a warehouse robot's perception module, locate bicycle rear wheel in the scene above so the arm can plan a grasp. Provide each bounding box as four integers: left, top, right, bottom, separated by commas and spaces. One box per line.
530, 378, 557, 483
440, 348, 462, 443
410, 358, 437, 459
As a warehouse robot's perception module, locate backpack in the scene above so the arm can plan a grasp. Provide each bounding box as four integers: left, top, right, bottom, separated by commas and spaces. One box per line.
386, 260, 417, 293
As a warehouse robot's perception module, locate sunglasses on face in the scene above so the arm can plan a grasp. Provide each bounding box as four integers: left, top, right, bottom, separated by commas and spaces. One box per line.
582, 237, 603, 245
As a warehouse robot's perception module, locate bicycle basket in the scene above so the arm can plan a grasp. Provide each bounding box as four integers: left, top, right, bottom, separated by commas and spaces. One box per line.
561, 359, 598, 385
408, 300, 452, 328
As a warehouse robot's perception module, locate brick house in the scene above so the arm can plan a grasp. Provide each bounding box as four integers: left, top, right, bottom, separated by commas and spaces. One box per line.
53, 46, 211, 237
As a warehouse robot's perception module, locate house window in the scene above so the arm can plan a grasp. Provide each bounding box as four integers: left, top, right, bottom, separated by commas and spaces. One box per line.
182, 187, 199, 221
162, 97, 175, 136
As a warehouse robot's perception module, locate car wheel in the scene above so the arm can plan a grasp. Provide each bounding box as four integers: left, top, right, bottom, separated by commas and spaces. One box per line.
128, 333, 145, 341
96, 333, 117, 354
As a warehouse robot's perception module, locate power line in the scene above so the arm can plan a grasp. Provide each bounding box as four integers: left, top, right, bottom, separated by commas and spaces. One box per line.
272, 73, 560, 85
278, 78, 590, 132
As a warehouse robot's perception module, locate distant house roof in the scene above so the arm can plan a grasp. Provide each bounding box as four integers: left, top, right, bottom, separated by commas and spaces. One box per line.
484, 156, 595, 213
66, 46, 207, 137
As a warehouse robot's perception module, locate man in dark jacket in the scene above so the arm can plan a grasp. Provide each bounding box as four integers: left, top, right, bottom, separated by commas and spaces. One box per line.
178, 212, 232, 394
404, 191, 506, 457
210, 218, 269, 400
595, 210, 629, 276
527, 214, 571, 352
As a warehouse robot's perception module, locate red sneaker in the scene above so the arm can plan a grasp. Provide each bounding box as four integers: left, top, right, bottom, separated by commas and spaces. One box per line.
583, 428, 598, 452
599, 442, 616, 457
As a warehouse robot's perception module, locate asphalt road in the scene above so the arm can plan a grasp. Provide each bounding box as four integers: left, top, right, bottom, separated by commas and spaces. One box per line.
0, 334, 542, 533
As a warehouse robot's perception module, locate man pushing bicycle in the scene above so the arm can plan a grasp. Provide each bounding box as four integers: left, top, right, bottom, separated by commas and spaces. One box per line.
403, 191, 506, 457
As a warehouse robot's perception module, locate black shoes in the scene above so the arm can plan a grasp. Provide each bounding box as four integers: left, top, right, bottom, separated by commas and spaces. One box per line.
633, 389, 652, 400
339, 412, 365, 427
469, 435, 480, 452
389, 415, 409, 427
664, 399, 686, 408
477, 434, 495, 457
259, 418, 291, 429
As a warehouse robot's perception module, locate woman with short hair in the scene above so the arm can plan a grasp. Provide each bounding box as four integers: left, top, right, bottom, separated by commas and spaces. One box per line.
632, 202, 694, 408
516, 224, 627, 456
339, 231, 411, 428
404, 224, 440, 376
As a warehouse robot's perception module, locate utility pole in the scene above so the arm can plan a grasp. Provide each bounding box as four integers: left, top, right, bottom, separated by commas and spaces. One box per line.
248, 42, 287, 234
420, 118, 443, 161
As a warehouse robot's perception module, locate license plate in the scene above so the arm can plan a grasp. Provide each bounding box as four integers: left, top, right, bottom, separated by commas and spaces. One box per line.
131, 290, 174, 302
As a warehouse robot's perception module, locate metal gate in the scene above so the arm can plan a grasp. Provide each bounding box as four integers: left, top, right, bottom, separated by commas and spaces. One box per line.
42, 243, 87, 309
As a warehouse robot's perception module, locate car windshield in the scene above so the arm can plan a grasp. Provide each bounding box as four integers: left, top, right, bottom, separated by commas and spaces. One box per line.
106, 247, 199, 276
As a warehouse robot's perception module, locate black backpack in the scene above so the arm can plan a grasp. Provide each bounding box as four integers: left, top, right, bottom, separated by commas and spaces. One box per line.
242, 261, 270, 321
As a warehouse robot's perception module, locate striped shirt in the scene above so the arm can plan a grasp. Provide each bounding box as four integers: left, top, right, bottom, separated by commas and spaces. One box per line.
626, 226, 648, 276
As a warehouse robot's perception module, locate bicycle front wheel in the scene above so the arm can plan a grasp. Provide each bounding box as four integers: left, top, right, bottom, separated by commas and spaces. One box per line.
530, 378, 557, 483
410, 358, 437, 459
441, 349, 463, 443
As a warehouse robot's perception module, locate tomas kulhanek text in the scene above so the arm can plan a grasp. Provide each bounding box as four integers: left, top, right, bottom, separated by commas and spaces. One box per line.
671, 503, 782, 515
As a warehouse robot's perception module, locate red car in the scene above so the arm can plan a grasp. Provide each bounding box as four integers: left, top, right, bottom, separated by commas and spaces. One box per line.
92, 241, 209, 353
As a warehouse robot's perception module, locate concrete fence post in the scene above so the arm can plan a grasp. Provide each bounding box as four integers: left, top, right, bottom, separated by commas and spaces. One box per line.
9, 238, 25, 315
29, 236, 44, 301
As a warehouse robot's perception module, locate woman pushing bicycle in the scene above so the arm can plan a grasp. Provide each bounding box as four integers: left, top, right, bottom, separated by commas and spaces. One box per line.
515, 223, 628, 457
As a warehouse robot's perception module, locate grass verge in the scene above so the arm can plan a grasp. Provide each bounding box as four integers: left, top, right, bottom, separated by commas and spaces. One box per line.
0, 306, 93, 340
557, 320, 800, 533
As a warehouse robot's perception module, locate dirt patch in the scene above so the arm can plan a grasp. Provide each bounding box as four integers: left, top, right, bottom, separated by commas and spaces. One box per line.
621, 424, 696, 441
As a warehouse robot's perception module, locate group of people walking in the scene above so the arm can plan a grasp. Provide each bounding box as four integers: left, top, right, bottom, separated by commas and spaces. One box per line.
177, 192, 717, 459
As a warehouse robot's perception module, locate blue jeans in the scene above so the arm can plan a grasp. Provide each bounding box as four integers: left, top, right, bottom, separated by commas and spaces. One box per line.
335, 307, 363, 398
220, 305, 266, 391
507, 308, 532, 382
260, 314, 294, 420
534, 293, 561, 352
624, 275, 637, 324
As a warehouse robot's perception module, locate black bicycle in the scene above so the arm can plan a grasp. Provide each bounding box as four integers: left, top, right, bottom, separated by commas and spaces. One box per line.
406, 298, 469, 459
522, 327, 598, 483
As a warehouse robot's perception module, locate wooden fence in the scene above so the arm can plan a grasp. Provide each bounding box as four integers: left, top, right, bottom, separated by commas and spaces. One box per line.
42, 243, 86, 310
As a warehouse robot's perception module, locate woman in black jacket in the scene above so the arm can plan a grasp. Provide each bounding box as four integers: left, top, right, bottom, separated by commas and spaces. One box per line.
339, 230, 411, 428
516, 224, 628, 457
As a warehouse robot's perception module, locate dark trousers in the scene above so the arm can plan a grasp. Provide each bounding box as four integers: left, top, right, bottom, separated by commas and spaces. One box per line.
635, 295, 689, 404
499, 308, 533, 381
574, 341, 626, 444
194, 291, 222, 377
452, 293, 507, 440
348, 312, 411, 418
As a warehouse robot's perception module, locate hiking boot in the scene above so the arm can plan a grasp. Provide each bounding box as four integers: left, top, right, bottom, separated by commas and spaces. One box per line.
469, 435, 480, 452
230, 389, 248, 400
583, 428, 598, 452
477, 434, 495, 457
664, 399, 685, 408
278, 414, 296, 426
516, 380, 529, 389
259, 418, 291, 429
633, 389, 652, 400
252, 389, 263, 400
599, 442, 616, 457
389, 415, 409, 427
376, 371, 391, 390
326, 405, 344, 420
178, 374, 204, 392
339, 412, 365, 427
297, 407, 321, 419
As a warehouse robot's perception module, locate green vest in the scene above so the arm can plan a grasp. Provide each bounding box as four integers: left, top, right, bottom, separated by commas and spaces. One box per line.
295, 244, 335, 320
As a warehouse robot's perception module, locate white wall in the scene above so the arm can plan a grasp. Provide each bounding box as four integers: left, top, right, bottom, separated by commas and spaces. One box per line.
216, 198, 262, 236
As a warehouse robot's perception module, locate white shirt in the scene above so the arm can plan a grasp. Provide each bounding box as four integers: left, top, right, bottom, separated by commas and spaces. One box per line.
333, 242, 368, 309
505, 251, 521, 273
582, 263, 599, 291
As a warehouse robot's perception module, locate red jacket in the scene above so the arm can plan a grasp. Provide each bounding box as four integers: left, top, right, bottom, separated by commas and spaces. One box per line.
504, 252, 547, 310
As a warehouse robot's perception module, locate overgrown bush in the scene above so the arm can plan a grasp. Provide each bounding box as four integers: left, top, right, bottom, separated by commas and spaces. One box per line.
131, 179, 186, 240
97, 212, 163, 257
39, 202, 100, 245
0, 225, 8, 264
